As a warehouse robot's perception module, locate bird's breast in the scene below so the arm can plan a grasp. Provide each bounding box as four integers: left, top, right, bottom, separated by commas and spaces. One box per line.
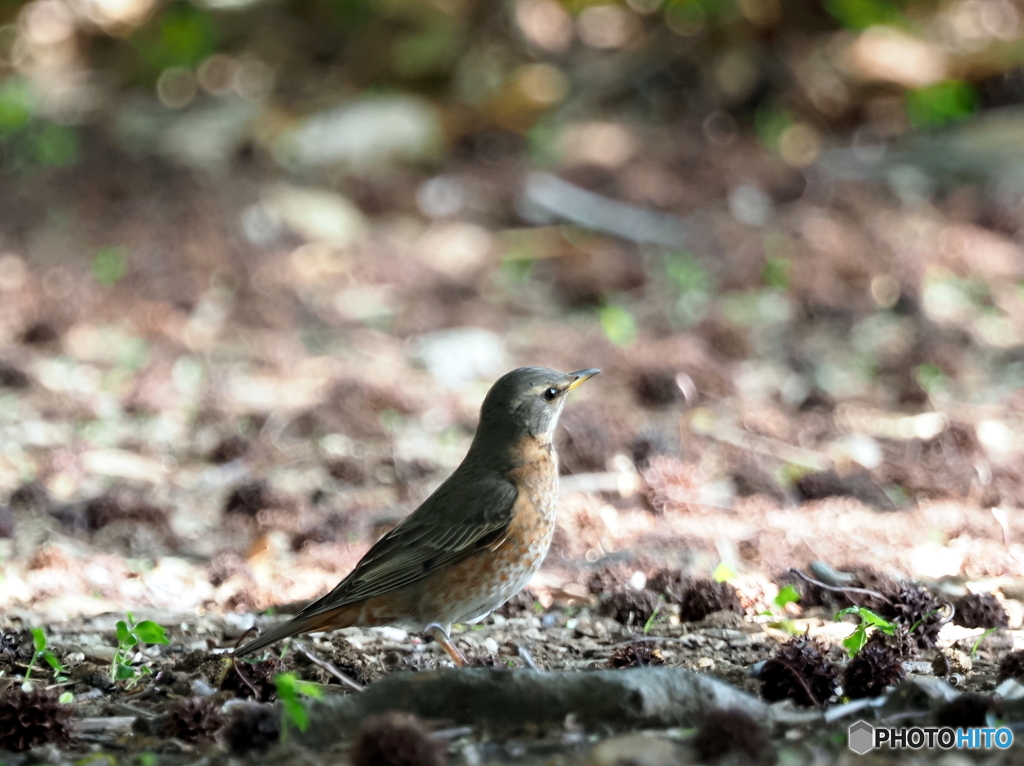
407, 438, 561, 628
507, 437, 559, 525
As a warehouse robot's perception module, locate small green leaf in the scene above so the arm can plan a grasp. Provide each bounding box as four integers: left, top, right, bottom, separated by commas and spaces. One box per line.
282, 696, 309, 732
42, 650, 64, 673
115, 662, 137, 680
774, 584, 801, 609
59, 691, 74, 704
754, 107, 794, 152
293, 680, 323, 699
500, 257, 533, 282
29, 627, 46, 652
0, 78, 34, 135
824, 0, 902, 29
842, 624, 869, 656
836, 606, 896, 656
275, 672, 321, 733
762, 257, 792, 289
643, 605, 661, 636
275, 672, 322, 700
665, 252, 711, 294
835, 606, 895, 631
133, 621, 169, 645
906, 80, 977, 128
712, 562, 736, 583
599, 304, 638, 347
275, 672, 297, 699
93, 247, 129, 288
132, 2, 220, 73
31, 123, 79, 168
915, 363, 946, 394
115, 621, 132, 644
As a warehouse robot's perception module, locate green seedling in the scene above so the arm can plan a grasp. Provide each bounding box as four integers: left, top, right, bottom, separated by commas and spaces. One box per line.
758, 584, 802, 634
274, 672, 323, 741
835, 607, 896, 656
643, 605, 662, 636
971, 627, 998, 658
22, 628, 65, 691
774, 584, 800, 609
111, 613, 169, 682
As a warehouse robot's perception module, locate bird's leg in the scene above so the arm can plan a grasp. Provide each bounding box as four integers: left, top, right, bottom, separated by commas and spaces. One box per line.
425, 623, 467, 666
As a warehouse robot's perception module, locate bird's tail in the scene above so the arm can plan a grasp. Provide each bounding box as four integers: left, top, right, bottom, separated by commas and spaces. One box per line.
234, 607, 356, 656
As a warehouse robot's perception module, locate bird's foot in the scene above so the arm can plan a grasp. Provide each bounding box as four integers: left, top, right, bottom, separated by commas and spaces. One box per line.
425, 623, 467, 666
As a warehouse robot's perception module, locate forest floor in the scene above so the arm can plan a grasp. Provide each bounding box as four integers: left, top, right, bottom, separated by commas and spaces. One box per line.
2, 121, 1024, 764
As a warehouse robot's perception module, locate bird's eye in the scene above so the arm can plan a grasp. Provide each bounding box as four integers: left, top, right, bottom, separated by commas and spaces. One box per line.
542, 387, 559, 402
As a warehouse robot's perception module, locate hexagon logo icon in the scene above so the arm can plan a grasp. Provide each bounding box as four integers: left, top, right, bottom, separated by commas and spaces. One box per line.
848, 720, 875, 755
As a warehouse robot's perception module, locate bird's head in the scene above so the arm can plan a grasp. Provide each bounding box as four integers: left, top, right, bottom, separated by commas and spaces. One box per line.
468, 366, 600, 462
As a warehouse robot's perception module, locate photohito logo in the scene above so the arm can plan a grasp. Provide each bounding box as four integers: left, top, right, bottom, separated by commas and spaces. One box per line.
848, 721, 874, 755
848, 721, 1014, 754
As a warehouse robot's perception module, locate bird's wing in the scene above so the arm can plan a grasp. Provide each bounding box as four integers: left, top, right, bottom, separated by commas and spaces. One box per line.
293, 468, 519, 619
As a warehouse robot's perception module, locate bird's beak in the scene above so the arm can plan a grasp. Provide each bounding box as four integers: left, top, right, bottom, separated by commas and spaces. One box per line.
566, 369, 600, 392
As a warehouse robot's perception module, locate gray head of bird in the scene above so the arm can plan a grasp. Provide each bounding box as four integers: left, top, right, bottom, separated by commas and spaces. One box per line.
467, 367, 600, 460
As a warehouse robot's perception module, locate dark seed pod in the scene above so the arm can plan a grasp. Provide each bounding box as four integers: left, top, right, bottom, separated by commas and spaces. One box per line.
0, 688, 74, 752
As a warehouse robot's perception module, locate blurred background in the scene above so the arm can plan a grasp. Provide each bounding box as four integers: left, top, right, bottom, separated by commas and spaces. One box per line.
2, 0, 1024, 622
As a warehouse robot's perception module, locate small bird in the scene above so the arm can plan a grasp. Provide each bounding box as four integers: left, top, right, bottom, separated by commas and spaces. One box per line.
235, 366, 599, 665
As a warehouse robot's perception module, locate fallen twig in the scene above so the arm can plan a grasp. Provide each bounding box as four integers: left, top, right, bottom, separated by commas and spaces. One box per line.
788, 568, 893, 605
228, 627, 262, 700
294, 643, 365, 693
697, 422, 832, 472
517, 645, 540, 671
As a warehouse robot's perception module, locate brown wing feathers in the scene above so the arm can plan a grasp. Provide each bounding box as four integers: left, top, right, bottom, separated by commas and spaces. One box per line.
235, 470, 517, 656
